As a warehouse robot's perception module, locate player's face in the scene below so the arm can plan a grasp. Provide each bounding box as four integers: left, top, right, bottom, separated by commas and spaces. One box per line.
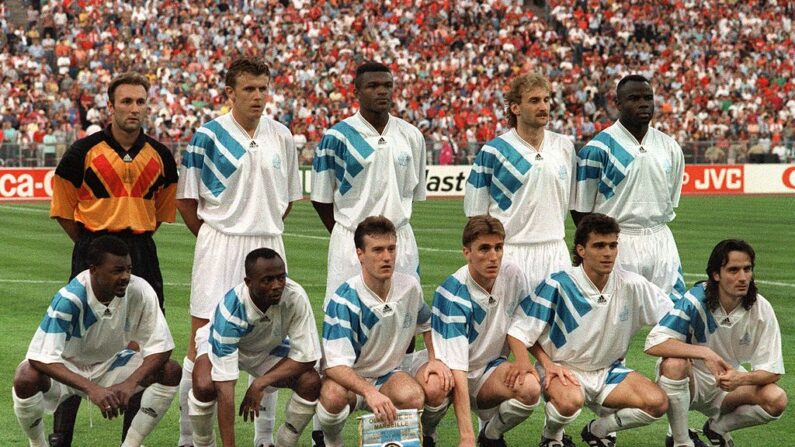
246, 256, 287, 306
357, 233, 397, 282
90, 253, 132, 301
355, 71, 394, 115
713, 250, 753, 301
463, 233, 504, 285
617, 81, 654, 128
511, 87, 550, 130
226, 73, 269, 124
109, 84, 147, 134
576, 232, 618, 277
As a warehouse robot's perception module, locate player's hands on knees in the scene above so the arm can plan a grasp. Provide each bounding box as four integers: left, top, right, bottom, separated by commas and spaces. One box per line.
109, 380, 138, 408
716, 369, 743, 392
545, 363, 579, 389
504, 360, 535, 388
423, 359, 454, 392
87, 384, 122, 419
239, 381, 266, 422
365, 390, 398, 425
704, 352, 731, 380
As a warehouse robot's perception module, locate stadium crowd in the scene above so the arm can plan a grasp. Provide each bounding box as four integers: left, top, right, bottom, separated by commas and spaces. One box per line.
1, 0, 794, 166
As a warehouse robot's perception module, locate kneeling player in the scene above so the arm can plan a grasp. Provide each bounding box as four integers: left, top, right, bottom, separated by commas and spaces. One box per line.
508, 214, 673, 447
12, 236, 180, 447
189, 248, 321, 447
646, 239, 787, 447
317, 216, 443, 446
421, 216, 541, 447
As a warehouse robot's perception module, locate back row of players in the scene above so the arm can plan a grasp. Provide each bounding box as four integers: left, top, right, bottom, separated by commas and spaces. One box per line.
13, 58, 784, 447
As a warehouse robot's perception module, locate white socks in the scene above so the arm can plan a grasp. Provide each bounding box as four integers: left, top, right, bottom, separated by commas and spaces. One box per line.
421, 398, 450, 437
178, 357, 194, 446
543, 401, 580, 441
121, 383, 178, 447
591, 407, 659, 437
316, 401, 349, 447
711, 404, 779, 434
12, 389, 47, 447
484, 398, 538, 439
276, 393, 318, 447
251, 374, 277, 447
188, 389, 217, 447
659, 376, 693, 446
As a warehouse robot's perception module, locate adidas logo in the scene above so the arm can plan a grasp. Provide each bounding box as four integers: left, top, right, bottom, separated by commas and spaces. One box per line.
535, 153, 543, 161
721, 317, 732, 326
488, 296, 496, 305
141, 407, 158, 418
383, 304, 392, 313
104, 308, 112, 317
378, 137, 386, 145
597, 295, 607, 304
123, 153, 132, 162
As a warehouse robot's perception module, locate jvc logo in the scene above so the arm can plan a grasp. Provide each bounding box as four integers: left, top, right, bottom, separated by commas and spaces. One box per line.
686, 167, 743, 191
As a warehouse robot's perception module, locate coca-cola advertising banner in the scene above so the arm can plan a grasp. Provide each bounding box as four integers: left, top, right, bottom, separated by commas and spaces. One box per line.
1, 165, 794, 201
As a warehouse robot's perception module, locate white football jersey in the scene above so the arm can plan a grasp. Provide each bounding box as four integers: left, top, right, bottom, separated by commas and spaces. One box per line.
432, 262, 528, 378
465, 129, 576, 244
177, 113, 302, 235
27, 271, 174, 377
508, 266, 673, 371
201, 279, 321, 382
573, 120, 684, 230
322, 272, 429, 379
645, 283, 784, 375
311, 112, 426, 231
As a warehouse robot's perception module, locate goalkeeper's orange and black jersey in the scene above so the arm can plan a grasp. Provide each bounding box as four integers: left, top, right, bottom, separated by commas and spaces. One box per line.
50, 126, 178, 233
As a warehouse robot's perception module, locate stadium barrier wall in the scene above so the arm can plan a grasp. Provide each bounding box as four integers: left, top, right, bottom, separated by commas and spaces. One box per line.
2, 165, 795, 201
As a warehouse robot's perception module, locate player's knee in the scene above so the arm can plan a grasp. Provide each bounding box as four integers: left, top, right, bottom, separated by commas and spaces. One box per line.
642, 386, 669, 417
158, 360, 182, 386
514, 373, 541, 405
659, 357, 689, 380
13, 361, 47, 398
295, 369, 322, 401
760, 384, 787, 417
191, 372, 216, 403
549, 395, 583, 417
420, 373, 450, 407
319, 379, 350, 413
392, 380, 425, 410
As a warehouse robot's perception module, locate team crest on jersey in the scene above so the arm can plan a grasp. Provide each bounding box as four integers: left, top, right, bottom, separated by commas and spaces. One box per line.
402, 311, 412, 329
397, 152, 411, 167
619, 304, 630, 321
558, 164, 568, 180
272, 154, 282, 169
661, 159, 672, 174
739, 331, 752, 345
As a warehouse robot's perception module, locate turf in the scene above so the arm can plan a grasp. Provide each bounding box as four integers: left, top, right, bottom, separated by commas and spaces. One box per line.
1, 195, 793, 445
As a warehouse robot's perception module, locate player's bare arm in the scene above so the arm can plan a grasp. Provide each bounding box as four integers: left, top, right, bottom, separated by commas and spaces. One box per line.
214, 379, 238, 446
505, 335, 538, 388
421, 331, 453, 392
645, 338, 731, 378
28, 360, 123, 419
529, 342, 579, 389
324, 365, 397, 424
54, 216, 80, 242
311, 200, 335, 233
717, 369, 781, 392
240, 357, 315, 417
450, 369, 475, 446
176, 198, 204, 236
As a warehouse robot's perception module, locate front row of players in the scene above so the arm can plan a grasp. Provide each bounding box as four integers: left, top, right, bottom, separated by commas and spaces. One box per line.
13, 215, 785, 446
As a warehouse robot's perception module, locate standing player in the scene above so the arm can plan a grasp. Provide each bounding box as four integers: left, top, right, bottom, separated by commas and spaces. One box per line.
421, 216, 541, 447
316, 216, 441, 447
646, 240, 787, 447
573, 75, 686, 299
12, 236, 181, 447
49, 71, 178, 447
508, 214, 673, 447
188, 248, 321, 447
311, 61, 426, 302
176, 57, 302, 447
465, 73, 575, 290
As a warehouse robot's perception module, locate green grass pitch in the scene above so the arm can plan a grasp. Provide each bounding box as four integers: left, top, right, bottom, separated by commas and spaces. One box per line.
1, 195, 793, 445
